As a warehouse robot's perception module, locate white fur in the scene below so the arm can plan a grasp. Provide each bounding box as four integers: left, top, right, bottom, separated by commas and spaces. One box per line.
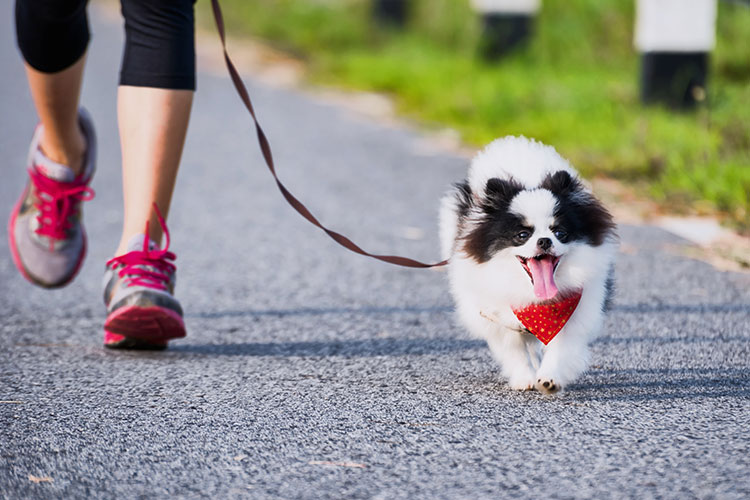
467, 135, 576, 195
440, 136, 617, 394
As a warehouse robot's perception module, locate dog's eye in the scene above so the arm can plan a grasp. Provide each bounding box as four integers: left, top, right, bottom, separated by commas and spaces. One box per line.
516, 231, 530, 240
554, 229, 568, 241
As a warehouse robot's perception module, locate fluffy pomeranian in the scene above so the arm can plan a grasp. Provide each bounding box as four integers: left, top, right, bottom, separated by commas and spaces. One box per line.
440, 136, 617, 394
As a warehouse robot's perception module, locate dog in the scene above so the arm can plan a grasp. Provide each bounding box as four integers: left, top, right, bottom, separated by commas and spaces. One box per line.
439, 136, 617, 394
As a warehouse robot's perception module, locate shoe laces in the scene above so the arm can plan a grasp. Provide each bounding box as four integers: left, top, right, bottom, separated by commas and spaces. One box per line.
30, 167, 95, 247
106, 204, 176, 291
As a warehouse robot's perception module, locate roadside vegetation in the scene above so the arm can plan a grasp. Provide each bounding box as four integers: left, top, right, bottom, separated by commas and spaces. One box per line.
202, 0, 750, 232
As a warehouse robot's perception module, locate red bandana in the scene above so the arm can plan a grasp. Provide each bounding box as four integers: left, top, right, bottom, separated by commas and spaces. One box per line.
512, 291, 583, 345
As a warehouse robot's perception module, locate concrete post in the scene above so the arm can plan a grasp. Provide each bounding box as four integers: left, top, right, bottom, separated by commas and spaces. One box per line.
635, 0, 717, 109
472, 0, 541, 59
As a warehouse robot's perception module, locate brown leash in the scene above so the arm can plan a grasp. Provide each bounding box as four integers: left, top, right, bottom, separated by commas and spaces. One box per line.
209, 0, 448, 269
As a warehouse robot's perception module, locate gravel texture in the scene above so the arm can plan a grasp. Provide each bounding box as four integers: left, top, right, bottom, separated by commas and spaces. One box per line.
1, 4, 749, 499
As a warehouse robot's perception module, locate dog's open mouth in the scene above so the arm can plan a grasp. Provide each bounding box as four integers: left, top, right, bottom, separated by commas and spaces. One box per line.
517, 254, 561, 301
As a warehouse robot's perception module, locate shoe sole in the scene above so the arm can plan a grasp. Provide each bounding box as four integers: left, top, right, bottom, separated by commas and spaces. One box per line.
7, 185, 87, 289
103, 330, 169, 350
104, 304, 186, 348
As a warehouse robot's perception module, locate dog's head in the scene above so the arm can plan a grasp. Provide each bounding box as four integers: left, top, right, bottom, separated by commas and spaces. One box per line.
458, 170, 615, 301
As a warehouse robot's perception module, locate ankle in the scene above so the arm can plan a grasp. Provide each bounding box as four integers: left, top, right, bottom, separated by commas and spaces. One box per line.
39, 125, 87, 175
115, 231, 163, 257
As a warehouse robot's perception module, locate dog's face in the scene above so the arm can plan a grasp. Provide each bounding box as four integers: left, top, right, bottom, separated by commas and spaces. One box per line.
460, 171, 614, 301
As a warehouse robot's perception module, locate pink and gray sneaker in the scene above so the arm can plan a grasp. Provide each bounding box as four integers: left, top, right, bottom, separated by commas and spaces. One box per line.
8, 109, 96, 288
102, 206, 186, 349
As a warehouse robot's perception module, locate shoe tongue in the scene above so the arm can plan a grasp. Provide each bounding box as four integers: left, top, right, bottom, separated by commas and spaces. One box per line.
528, 256, 558, 301
34, 149, 76, 182
126, 234, 158, 253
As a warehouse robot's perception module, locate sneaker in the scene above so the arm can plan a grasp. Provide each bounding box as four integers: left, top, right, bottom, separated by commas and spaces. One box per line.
8, 109, 96, 288
102, 205, 185, 349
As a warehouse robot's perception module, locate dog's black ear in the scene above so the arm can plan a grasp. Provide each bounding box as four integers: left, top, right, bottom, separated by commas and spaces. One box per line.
453, 181, 474, 219
485, 177, 522, 206
541, 170, 580, 197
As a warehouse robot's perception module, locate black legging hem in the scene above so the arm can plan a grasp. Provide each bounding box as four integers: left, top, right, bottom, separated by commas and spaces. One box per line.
119, 72, 196, 91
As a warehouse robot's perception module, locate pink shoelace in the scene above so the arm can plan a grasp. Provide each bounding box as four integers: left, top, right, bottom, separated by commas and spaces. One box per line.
106, 204, 176, 291
30, 167, 95, 247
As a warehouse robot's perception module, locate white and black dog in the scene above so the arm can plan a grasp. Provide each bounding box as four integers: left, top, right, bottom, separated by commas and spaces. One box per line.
440, 136, 617, 394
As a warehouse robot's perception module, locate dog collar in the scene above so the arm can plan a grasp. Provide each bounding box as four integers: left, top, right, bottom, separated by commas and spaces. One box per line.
512, 291, 583, 345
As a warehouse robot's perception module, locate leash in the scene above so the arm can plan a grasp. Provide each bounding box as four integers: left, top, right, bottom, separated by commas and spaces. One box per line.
209, 0, 448, 269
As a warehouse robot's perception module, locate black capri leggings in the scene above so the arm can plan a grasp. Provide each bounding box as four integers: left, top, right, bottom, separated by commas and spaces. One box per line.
15, 0, 197, 90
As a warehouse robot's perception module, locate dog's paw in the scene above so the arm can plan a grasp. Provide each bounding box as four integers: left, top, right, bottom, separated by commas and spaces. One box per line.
535, 377, 562, 395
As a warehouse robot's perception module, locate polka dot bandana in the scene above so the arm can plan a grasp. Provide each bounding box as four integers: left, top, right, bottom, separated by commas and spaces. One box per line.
512, 291, 583, 345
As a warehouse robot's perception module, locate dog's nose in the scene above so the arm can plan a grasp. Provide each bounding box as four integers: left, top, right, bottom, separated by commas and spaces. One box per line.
537, 238, 552, 251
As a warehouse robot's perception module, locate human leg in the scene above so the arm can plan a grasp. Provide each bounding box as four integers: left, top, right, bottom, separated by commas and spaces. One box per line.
24, 58, 88, 175
115, 0, 196, 252
9, 0, 96, 288
115, 86, 193, 255
102, 0, 196, 348
16, 0, 89, 173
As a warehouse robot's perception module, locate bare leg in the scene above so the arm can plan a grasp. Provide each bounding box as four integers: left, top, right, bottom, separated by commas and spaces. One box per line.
115, 86, 193, 255
24, 56, 87, 174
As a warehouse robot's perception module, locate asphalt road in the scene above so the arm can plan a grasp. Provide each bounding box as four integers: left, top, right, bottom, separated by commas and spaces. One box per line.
1, 3, 749, 499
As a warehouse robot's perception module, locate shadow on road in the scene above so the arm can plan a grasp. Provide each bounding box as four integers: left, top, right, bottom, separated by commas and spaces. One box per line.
571, 367, 750, 401
596, 336, 750, 344
171, 337, 486, 357
185, 302, 748, 320
186, 305, 453, 319
612, 303, 749, 314
102, 339, 750, 402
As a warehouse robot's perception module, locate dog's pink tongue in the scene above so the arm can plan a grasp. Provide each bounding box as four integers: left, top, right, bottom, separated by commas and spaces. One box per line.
528, 257, 558, 300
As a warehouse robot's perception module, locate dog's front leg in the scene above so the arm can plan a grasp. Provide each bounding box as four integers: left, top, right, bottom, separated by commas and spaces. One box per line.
535, 327, 591, 394
485, 327, 538, 391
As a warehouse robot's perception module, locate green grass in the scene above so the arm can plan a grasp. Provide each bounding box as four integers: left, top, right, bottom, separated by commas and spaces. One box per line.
202, 0, 750, 232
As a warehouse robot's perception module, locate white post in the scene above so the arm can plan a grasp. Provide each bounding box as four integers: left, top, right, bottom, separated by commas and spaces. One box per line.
472, 0, 541, 59
635, 0, 717, 108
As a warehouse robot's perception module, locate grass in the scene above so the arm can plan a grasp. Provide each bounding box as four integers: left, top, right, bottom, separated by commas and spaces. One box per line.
201, 0, 750, 232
